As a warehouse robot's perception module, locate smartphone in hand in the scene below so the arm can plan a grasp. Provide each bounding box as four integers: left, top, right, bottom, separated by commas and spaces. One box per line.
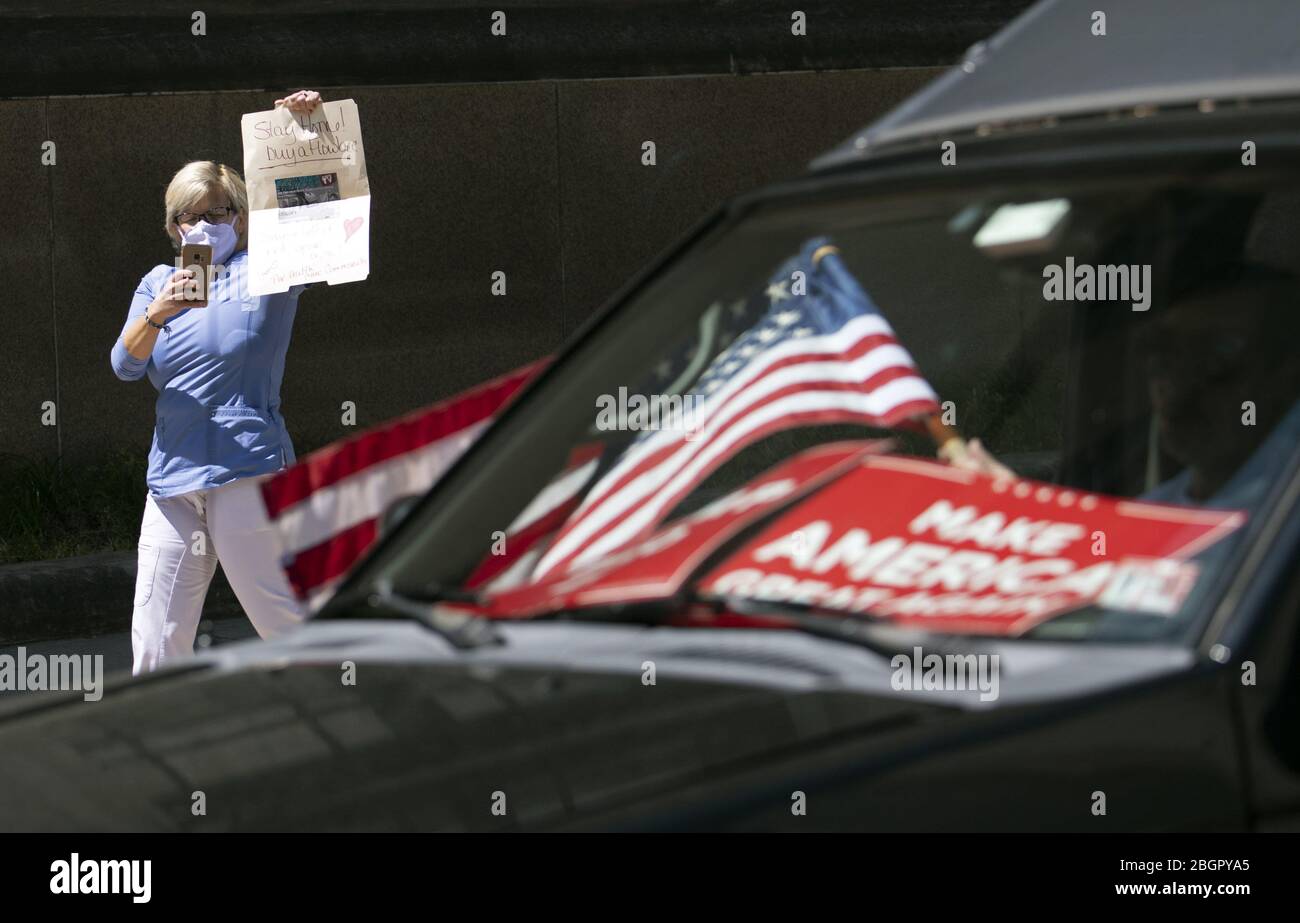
179, 243, 212, 306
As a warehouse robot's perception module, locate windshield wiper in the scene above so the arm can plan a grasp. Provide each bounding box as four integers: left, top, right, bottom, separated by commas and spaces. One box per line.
352, 582, 503, 650
335, 578, 976, 659
552, 592, 969, 661
700, 594, 976, 661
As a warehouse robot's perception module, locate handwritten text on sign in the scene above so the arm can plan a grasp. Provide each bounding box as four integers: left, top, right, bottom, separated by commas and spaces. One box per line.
247, 196, 369, 294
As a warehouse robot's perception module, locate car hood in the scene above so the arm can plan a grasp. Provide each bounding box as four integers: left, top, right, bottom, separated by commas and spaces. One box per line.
194, 618, 1196, 708
0, 618, 1194, 831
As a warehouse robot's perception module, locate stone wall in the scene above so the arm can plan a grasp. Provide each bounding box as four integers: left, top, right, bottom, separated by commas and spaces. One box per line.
0, 68, 940, 464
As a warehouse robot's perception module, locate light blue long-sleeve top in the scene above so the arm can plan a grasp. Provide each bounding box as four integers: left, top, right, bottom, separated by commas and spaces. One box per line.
111, 249, 308, 498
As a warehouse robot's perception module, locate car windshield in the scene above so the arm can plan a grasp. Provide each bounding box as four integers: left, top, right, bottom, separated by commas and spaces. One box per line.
369, 155, 1300, 644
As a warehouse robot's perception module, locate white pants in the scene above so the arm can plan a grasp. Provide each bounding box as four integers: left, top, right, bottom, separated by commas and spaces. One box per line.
131, 474, 306, 674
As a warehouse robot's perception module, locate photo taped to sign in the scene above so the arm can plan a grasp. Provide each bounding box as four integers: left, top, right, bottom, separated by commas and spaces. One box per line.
274, 172, 342, 219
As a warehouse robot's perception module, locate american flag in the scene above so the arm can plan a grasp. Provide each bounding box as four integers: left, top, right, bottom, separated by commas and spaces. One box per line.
529, 236, 941, 581
259, 360, 546, 609
261, 238, 941, 606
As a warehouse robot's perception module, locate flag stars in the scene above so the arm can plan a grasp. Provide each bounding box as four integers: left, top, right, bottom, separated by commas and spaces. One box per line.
765, 281, 791, 304
774, 310, 801, 327
757, 328, 779, 343
791, 327, 814, 338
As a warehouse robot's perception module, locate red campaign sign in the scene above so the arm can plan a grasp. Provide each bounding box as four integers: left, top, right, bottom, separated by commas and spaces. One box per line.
698, 455, 1248, 636
485, 441, 892, 618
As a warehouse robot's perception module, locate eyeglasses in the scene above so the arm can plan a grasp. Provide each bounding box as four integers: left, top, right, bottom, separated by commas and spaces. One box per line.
175, 205, 236, 226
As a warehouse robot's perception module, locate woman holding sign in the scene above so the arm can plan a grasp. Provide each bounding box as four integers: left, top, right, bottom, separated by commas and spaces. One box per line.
110, 90, 323, 674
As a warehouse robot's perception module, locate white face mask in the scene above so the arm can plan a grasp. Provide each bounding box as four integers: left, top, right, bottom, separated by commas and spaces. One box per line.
180, 217, 240, 266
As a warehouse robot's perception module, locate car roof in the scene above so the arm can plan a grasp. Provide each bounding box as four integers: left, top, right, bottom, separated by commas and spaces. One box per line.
811, 0, 1300, 171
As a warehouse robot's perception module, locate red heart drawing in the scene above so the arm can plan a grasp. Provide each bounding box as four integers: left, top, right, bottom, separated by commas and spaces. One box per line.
344, 217, 364, 241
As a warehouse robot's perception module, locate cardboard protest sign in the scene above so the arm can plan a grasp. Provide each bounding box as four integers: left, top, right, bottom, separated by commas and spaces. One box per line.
698, 455, 1247, 635
485, 441, 889, 618
241, 99, 370, 294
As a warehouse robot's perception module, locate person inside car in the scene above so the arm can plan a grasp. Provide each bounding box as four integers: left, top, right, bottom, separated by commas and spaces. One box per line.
956, 262, 1300, 509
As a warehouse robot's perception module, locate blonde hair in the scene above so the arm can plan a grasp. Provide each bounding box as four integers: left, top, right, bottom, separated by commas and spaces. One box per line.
163, 161, 249, 253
